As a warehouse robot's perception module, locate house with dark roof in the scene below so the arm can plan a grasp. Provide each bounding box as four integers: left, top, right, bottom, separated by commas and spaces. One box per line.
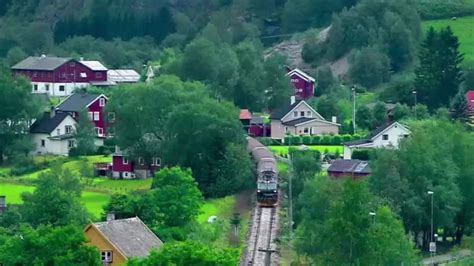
30, 112, 78, 155
11, 55, 109, 96
327, 159, 371, 179
55, 92, 110, 138
270, 97, 339, 140
343, 121, 410, 159
84, 216, 163, 265
286, 68, 316, 100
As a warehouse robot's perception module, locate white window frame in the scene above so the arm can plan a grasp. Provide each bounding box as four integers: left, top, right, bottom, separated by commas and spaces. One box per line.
80, 72, 87, 78
303, 127, 309, 134
152, 157, 161, 166
306, 111, 312, 117
123, 157, 129, 165
33, 84, 38, 91
101, 251, 113, 263
300, 111, 305, 117
68, 140, 76, 148
293, 111, 298, 118
65, 125, 73, 134
99, 98, 105, 107
88, 112, 93, 121
382, 134, 389, 141
40, 139, 45, 147
93, 111, 100, 121
45, 84, 49, 91
138, 157, 145, 165
59, 85, 65, 92
95, 127, 104, 136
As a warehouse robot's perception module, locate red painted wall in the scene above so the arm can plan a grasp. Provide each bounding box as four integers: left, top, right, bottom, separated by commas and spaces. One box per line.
87, 96, 107, 135
13, 60, 107, 83
290, 73, 314, 99
248, 125, 271, 137
112, 155, 134, 172
328, 172, 369, 179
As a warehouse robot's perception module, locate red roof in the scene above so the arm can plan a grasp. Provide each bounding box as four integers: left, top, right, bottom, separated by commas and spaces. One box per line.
239, 109, 252, 120
466, 91, 474, 110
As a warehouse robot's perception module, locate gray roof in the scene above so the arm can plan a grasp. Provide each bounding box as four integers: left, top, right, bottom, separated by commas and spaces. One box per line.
12, 56, 71, 71
343, 138, 372, 146
93, 217, 163, 258
282, 117, 316, 126
80, 60, 108, 71
108, 69, 141, 83
327, 159, 372, 174
30, 113, 71, 134
56, 93, 101, 112
269, 100, 302, 120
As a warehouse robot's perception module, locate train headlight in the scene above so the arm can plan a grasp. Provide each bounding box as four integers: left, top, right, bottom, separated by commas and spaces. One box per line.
273, 190, 277, 193
257, 190, 261, 193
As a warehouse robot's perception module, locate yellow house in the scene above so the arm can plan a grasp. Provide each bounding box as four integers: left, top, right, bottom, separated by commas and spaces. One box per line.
84, 216, 163, 265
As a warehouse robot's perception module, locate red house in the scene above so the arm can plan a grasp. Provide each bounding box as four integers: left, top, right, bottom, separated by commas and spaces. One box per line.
111, 148, 161, 179
11, 56, 111, 97
286, 68, 316, 100
55, 92, 110, 138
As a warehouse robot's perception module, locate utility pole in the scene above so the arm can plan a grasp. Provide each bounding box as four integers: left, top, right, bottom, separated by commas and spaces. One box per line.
428, 190, 435, 264
413, 90, 418, 119
352, 86, 356, 133
287, 134, 293, 241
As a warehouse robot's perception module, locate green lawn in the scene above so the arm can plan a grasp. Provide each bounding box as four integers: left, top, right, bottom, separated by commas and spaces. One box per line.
269, 145, 343, 156
423, 16, 474, 65
198, 196, 236, 224
90, 178, 153, 192
0, 183, 110, 219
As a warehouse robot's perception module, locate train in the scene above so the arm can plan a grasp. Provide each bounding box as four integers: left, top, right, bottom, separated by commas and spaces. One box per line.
247, 137, 278, 207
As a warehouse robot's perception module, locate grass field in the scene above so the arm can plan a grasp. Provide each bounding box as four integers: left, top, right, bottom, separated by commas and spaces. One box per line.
269, 145, 343, 156
198, 196, 236, 224
0, 183, 110, 218
423, 16, 474, 65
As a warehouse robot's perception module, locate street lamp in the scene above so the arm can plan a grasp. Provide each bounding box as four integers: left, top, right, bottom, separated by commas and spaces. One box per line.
287, 134, 293, 241
428, 190, 435, 260
352, 86, 356, 133
412, 91, 417, 119
369, 212, 376, 224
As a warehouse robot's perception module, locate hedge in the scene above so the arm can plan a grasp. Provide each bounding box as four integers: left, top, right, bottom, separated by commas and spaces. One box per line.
352, 149, 371, 160
262, 134, 367, 146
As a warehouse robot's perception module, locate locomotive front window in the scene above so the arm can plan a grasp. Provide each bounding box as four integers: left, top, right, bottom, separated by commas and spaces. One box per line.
268, 183, 278, 190
257, 183, 268, 190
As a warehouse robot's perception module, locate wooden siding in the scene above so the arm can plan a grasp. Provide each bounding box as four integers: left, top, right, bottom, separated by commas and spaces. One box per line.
84, 225, 127, 266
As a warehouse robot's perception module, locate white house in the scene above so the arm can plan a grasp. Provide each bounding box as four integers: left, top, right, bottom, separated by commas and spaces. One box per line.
343, 121, 411, 159
30, 113, 78, 156
270, 97, 339, 140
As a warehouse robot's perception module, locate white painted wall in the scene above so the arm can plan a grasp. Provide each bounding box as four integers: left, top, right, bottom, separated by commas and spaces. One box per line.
371, 123, 410, 148
31, 134, 72, 156
31, 82, 90, 97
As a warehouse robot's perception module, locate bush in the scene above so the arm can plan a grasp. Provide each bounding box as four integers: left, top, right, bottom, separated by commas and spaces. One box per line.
284, 136, 292, 145
342, 134, 352, 142
291, 136, 302, 145
302, 135, 312, 145
320, 135, 332, 145
331, 135, 342, 145
352, 134, 362, 140
352, 149, 371, 160
311, 135, 321, 145
10, 156, 39, 176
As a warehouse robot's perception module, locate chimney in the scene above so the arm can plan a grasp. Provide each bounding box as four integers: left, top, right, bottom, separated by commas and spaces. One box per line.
290, 96, 296, 105
50, 106, 55, 118
332, 116, 337, 123
79, 56, 84, 61
115, 145, 121, 154
41, 54, 46, 58
0, 196, 6, 214
106, 212, 115, 221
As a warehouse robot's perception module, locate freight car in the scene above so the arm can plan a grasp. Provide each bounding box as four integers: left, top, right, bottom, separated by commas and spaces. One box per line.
247, 137, 278, 207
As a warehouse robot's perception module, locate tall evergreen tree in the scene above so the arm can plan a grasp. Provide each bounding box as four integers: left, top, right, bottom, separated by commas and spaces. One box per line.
415, 27, 464, 109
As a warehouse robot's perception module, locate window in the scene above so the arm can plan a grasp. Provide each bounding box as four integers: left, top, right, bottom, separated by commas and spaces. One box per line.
284, 126, 289, 133
45, 84, 49, 91
99, 98, 106, 107
138, 157, 145, 165
56, 128, 60, 135
300, 111, 305, 117
95, 127, 104, 136
101, 251, 113, 264
293, 111, 298, 118
303, 127, 309, 134
404, 134, 409, 138
93, 111, 100, 121
88, 112, 93, 121
96, 72, 102, 78
65, 125, 73, 134
33, 84, 38, 91
68, 140, 75, 148
152, 158, 161, 166
382, 134, 389, 140
123, 157, 129, 165
306, 111, 312, 117
59, 85, 65, 92
108, 112, 115, 122
80, 72, 87, 78
40, 139, 45, 147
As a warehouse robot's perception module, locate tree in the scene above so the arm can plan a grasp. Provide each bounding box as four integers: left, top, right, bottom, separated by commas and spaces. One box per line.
315, 95, 338, 120
21, 165, 89, 227
372, 102, 387, 127
127, 241, 239, 266
264, 55, 292, 110
150, 167, 203, 227
0, 225, 101, 265
415, 27, 464, 109
181, 38, 219, 82
315, 66, 335, 96
450, 88, 469, 121
73, 110, 97, 156
349, 46, 391, 88
356, 105, 373, 130
0, 66, 42, 164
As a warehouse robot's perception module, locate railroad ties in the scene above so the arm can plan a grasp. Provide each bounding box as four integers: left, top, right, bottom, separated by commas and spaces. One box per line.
243, 205, 280, 266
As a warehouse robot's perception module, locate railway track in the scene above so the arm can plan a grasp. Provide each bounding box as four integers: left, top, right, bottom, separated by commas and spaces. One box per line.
242, 205, 280, 266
